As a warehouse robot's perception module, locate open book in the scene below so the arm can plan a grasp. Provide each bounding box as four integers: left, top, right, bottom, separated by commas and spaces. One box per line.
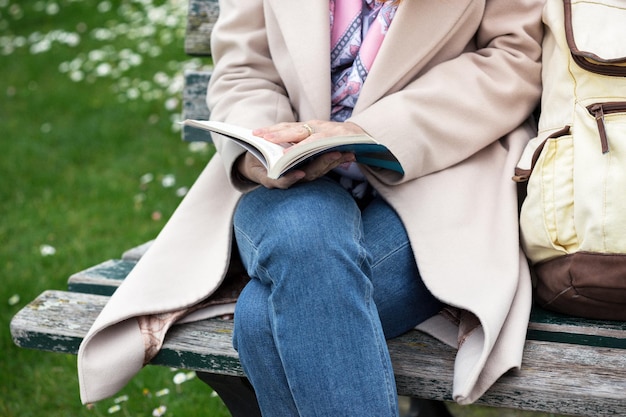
182, 119, 404, 179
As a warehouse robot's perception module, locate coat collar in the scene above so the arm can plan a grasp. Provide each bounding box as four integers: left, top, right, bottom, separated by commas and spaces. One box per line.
266, 0, 475, 117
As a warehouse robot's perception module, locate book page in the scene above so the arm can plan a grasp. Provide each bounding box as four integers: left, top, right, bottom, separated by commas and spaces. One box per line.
182, 120, 404, 178
183, 120, 287, 168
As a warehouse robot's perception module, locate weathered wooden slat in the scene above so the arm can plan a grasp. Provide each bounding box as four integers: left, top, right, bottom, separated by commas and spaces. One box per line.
390, 330, 626, 416
67, 240, 151, 295
184, 0, 219, 56
528, 306, 626, 349
182, 69, 212, 142
182, 70, 211, 120
10, 290, 240, 374
10, 290, 626, 417
121, 240, 153, 261
67, 260, 136, 296
66, 241, 153, 294
10, 291, 106, 354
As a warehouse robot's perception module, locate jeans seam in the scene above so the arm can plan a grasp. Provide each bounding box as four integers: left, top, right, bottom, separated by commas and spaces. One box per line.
370, 241, 411, 270
355, 218, 398, 415
370, 298, 400, 415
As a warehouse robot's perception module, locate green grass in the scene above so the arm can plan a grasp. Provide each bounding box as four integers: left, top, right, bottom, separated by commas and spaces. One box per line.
1, 1, 566, 416
1, 1, 229, 416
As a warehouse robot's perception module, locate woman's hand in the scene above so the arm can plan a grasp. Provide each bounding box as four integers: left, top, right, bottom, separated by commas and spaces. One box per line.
236, 121, 364, 189
253, 120, 366, 144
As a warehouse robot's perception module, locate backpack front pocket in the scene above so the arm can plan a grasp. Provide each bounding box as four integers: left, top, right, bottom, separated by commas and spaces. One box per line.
573, 100, 626, 254
520, 129, 576, 263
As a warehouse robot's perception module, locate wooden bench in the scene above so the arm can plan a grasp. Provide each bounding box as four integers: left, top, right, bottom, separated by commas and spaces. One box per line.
10, 1, 626, 416
11, 241, 626, 416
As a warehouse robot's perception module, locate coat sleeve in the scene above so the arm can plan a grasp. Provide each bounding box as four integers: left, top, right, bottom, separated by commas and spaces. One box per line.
349, 0, 543, 185
206, 0, 297, 188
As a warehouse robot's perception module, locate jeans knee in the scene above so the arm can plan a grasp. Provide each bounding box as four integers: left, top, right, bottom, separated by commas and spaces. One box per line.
235, 179, 362, 260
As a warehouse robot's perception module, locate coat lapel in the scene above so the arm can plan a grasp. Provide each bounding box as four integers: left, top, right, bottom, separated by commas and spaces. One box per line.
356, 0, 476, 111
266, 0, 332, 118
265, 0, 477, 118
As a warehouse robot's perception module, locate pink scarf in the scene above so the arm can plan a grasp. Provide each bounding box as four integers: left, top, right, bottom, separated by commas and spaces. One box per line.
330, 0, 398, 122
329, 0, 397, 195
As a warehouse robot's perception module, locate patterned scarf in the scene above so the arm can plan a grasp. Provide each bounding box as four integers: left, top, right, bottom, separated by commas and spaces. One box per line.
330, 0, 398, 122
329, 0, 398, 198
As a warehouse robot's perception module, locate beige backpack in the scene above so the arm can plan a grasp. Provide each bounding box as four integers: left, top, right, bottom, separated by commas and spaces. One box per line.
515, 0, 626, 320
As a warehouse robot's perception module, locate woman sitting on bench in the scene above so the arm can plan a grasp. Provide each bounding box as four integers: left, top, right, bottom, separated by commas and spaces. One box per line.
77, 0, 544, 415
205, 0, 543, 415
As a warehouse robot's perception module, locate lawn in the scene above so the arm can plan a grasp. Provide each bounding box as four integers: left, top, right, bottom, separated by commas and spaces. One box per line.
1, 1, 563, 416
1, 0, 230, 416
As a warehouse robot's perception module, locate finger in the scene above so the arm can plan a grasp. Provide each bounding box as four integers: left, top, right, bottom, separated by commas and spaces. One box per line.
261, 170, 306, 190
255, 122, 317, 145
280, 124, 315, 146
301, 152, 355, 181
252, 122, 291, 136
301, 123, 314, 137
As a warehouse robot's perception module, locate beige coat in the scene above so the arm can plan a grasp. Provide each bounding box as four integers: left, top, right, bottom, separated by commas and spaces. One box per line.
78, 0, 544, 406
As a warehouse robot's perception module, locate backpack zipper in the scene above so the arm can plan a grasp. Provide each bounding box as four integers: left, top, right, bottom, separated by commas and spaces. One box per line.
587, 102, 626, 154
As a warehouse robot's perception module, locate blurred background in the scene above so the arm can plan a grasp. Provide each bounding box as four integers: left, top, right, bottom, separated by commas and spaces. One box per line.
1, 1, 229, 415
0, 1, 564, 416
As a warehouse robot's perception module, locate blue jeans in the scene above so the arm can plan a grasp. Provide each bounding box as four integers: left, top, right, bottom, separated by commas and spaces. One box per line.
232, 177, 443, 417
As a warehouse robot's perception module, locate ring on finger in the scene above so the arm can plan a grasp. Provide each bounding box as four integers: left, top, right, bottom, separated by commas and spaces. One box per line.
302, 123, 314, 137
